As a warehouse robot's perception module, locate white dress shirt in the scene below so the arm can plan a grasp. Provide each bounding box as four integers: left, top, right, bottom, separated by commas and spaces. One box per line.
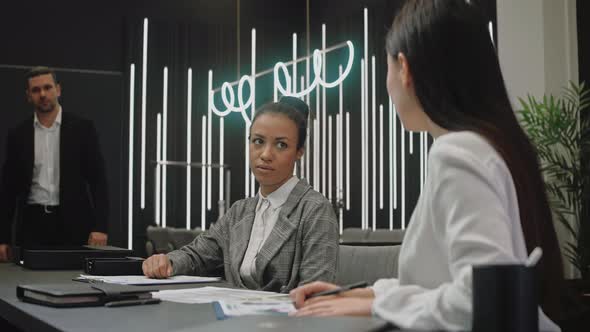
371, 131, 560, 332
28, 108, 61, 206
240, 176, 300, 288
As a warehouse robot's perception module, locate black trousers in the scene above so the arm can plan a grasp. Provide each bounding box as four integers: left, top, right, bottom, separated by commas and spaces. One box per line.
18, 204, 72, 247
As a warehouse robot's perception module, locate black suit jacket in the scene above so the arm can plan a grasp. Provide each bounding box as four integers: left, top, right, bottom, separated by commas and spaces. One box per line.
0, 112, 109, 245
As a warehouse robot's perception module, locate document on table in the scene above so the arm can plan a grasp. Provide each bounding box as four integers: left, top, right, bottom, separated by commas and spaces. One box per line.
213, 300, 295, 319
76, 274, 221, 285
152, 286, 292, 304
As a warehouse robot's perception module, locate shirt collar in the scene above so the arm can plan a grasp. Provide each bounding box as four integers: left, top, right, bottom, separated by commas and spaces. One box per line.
257, 176, 299, 210
34, 107, 62, 129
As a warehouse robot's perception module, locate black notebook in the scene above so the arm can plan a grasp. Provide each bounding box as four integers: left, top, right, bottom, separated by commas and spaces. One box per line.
17, 283, 158, 308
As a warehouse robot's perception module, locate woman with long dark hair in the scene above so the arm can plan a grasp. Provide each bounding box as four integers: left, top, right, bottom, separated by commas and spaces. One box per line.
289, 0, 563, 330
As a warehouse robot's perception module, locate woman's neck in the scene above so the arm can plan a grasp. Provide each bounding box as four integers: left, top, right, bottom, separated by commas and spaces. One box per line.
425, 117, 449, 139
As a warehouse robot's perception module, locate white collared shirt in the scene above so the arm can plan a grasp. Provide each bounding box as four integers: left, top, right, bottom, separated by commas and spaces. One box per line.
28, 108, 62, 205
239, 176, 299, 288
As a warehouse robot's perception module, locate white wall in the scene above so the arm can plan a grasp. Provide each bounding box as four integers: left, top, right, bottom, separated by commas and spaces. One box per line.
497, 0, 578, 106
497, 0, 579, 277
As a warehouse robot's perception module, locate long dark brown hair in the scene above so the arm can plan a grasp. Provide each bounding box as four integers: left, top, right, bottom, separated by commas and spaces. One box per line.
386, 0, 563, 321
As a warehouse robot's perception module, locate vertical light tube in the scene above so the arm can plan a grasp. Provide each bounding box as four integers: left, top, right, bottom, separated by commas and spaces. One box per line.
162, 67, 168, 228
365, 62, 369, 229
245, 124, 250, 197
364, 9, 369, 100
379, 104, 384, 210
424, 133, 429, 178
339, 207, 343, 235
328, 115, 332, 201
186, 68, 193, 230
315, 85, 320, 192
155, 113, 162, 226
321, 24, 327, 196
425, 133, 428, 184
207, 80, 212, 209
401, 107, 405, 230
420, 131, 424, 192
140, 18, 148, 209
392, 100, 397, 211
338, 114, 342, 226
338, 65, 343, 222
338, 95, 343, 236
127, 63, 135, 250
424, 133, 427, 184
388, 99, 393, 230
219, 117, 224, 204
300, 76, 306, 178
201, 116, 206, 230
292, 33, 297, 94
207, 71, 213, 224
251, 29, 257, 197
489, 21, 494, 45
311, 119, 315, 188
425, 134, 429, 179
346, 112, 350, 211
306, 48, 310, 101
425, 134, 429, 180
410, 132, 413, 154
314, 118, 319, 191
360, 60, 366, 229
371, 56, 376, 231
364, 8, 369, 230
305, 102, 313, 185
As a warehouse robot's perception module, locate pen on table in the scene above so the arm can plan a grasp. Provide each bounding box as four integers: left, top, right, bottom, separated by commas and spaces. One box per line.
306, 281, 368, 299
72, 277, 104, 284
104, 298, 161, 307
243, 293, 292, 301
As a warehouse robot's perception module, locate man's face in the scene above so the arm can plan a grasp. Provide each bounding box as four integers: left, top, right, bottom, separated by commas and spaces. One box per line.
26, 74, 61, 113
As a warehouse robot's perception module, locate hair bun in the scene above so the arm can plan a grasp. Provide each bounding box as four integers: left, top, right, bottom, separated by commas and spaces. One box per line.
278, 96, 310, 118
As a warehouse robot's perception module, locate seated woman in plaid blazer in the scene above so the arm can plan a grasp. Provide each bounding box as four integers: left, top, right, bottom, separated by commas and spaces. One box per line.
143, 96, 338, 293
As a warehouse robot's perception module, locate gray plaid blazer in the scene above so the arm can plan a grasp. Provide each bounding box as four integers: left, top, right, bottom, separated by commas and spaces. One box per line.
166, 179, 338, 293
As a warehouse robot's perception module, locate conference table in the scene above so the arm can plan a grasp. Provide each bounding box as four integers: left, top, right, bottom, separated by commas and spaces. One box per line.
0, 263, 395, 332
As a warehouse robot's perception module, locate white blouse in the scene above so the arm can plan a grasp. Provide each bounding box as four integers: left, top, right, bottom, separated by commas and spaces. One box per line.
372, 131, 560, 332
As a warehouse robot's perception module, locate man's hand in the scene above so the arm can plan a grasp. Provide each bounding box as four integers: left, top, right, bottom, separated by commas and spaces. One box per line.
88, 232, 108, 246
0, 244, 11, 262
142, 254, 173, 279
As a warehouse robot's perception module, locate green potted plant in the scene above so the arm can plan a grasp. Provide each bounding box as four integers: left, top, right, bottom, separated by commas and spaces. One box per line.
518, 82, 590, 287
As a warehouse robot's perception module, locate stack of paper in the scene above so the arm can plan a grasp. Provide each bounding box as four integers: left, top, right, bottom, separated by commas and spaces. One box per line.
76, 274, 220, 285
152, 286, 291, 304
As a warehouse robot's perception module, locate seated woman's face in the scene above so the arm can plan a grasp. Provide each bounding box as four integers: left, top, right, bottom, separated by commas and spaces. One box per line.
249, 112, 303, 195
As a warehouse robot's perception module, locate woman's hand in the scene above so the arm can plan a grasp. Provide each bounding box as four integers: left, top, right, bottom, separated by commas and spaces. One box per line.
290, 297, 374, 317
290, 281, 375, 309
289, 281, 340, 308
142, 254, 173, 278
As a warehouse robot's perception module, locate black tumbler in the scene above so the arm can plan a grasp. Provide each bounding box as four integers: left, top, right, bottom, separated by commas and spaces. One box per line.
472, 264, 538, 332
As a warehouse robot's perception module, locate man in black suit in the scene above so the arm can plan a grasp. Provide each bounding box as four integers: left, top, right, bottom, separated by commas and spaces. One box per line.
0, 67, 109, 262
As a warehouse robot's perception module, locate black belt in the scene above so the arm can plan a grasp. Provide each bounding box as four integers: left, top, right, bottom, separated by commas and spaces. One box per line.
27, 204, 60, 214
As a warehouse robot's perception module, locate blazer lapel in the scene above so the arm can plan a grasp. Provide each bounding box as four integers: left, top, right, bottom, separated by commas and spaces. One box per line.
254, 180, 311, 284
23, 119, 34, 183
229, 197, 258, 288
59, 112, 72, 195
